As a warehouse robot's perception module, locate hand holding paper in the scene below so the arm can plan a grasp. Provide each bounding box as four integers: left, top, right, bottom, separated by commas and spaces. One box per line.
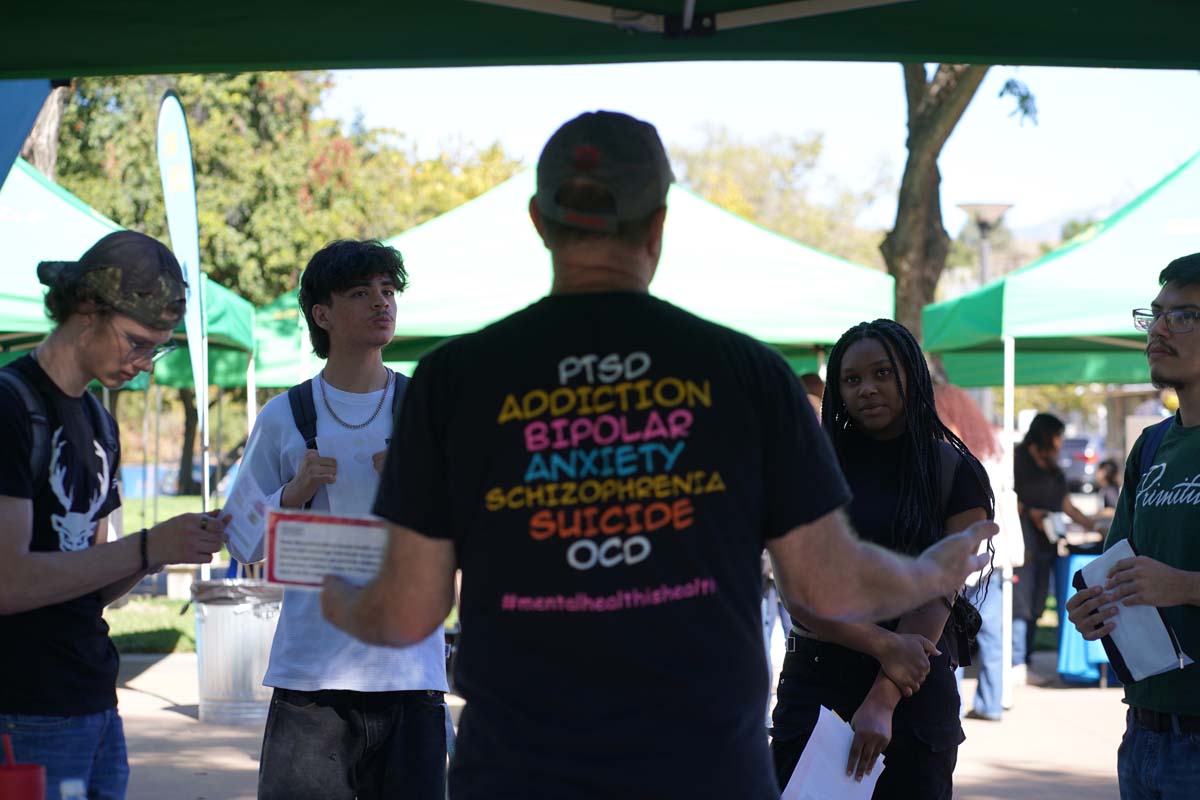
783, 706, 884, 800
1071, 539, 1194, 683
1106, 555, 1200, 608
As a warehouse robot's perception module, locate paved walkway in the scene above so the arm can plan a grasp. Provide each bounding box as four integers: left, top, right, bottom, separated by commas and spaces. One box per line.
118, 650, 1121, 799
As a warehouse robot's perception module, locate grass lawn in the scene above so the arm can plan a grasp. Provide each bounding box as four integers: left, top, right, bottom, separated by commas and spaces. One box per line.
121, 493, 208, 533
105, 597, 196, 654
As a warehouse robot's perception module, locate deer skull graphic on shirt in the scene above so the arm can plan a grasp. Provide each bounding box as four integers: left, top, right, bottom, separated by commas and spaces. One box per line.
48, 427, 110, 552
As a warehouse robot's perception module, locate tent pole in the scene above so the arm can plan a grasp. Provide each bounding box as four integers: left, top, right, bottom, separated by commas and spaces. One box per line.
153, 383, 161, 526
246, 323, 258, 434
215, 388, 223, 505
200, 384, 211, 581
1001, 335, 1016, 710
142, 380, 150, 527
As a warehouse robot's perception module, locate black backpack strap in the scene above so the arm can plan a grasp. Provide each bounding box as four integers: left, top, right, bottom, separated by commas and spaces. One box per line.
287, 379, 319, 450
1135, 417, 1173, 488
82, 390, 120, 460
0, 369, 50, 494
390, 372, 409, 428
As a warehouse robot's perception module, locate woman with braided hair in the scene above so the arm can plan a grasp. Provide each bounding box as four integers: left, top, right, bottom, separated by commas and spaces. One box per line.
769, 319, 994, 799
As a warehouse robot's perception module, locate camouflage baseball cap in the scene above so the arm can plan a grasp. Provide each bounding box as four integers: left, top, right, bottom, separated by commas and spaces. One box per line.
38, 231, 188, 330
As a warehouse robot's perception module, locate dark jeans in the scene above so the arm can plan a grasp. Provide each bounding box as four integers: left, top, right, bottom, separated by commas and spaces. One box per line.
258, 688, 447, 800
0, 708, 128, 800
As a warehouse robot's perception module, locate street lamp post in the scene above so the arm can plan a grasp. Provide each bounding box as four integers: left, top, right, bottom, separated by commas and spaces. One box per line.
958, 202, 1013, 286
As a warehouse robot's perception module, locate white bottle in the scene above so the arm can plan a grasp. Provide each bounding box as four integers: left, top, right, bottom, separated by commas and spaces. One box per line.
60, 779, 87, 800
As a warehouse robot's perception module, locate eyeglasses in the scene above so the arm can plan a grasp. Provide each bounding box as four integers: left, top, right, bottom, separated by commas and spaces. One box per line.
111, 321, 178, 364
1132, 308, 1200, 335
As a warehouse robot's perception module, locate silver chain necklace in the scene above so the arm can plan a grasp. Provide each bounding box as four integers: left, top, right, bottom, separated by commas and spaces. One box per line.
318, 369, 392, 430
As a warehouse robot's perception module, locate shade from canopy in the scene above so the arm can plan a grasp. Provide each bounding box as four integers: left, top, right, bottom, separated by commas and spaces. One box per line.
922, 149, 1200, 387
5, 1, 1200, 80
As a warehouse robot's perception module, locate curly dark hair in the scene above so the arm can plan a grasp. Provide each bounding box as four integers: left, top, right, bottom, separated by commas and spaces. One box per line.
299, 240, 408, 359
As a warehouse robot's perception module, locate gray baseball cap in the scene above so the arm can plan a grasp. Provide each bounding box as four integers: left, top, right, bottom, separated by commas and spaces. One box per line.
38, 231, 187, 330
536, 110, 674, 233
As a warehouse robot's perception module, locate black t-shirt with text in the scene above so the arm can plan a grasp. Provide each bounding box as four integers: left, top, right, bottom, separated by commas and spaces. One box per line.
375, 292, 849, 799
0, 355, 122, 716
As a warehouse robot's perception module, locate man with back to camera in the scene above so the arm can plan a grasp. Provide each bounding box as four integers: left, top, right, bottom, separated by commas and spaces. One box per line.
320, 111, 995, 799
0, 231, 226, 798
1067, 253, 1200, 799
228, 240, 449, 799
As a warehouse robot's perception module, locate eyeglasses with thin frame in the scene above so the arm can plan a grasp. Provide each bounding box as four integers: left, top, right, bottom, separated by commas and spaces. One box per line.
1132, 308, 1200, 335
111, 320, 178, 364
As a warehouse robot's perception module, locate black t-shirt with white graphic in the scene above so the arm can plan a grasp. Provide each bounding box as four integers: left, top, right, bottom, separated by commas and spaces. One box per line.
375, 292, 849, 799
0, 355, 122, 716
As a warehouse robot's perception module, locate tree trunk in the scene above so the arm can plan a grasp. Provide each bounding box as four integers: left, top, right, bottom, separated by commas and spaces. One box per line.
881, 63, 989, 342
19, 85, 69, 180
178, 388, 201, 495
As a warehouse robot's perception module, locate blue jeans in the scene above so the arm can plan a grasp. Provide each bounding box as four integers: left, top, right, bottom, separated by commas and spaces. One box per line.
966, 573, 1004, 718
0, 708, 129, 800
1118, 711, 1200, 799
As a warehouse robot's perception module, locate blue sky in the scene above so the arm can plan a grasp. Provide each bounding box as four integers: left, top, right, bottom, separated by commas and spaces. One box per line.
322, 62, 1200, 238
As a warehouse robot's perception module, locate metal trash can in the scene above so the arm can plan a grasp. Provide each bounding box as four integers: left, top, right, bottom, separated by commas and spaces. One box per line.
191, 580, 282, 725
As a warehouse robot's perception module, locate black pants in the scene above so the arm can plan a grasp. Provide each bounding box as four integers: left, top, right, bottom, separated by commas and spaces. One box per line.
772, 726, 957, 800
771, 638, 960, 800
1013, 549, 1056, 664
258, 687, 447, 800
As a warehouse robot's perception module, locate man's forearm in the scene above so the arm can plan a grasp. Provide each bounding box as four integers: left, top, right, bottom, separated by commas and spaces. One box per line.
768, 511, 975, 625
834, 538, 942, 621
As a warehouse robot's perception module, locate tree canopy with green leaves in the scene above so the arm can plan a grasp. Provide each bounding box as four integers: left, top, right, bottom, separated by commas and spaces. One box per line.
671, 126, 889, 271
55, 72, 520, 305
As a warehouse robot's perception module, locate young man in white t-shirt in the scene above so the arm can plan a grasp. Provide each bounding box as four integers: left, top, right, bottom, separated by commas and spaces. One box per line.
229, 240, 448, 799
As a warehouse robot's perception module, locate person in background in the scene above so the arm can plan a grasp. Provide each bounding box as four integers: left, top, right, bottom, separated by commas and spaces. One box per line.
933, 383, 1014, 722
799, 371, 825, 416
770, 320, 994, 798
1097, 459, 1122, 511
1012, 413, 1098, 681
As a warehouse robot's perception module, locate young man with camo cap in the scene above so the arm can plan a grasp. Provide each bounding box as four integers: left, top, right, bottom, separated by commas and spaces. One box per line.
0, 230, 226, 799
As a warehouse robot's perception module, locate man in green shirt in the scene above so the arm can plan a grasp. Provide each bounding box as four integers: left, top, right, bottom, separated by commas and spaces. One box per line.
1068, 253, 1200, 800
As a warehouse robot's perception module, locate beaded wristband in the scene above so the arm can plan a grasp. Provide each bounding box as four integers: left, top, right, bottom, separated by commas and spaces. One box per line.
139, 528, 150, 573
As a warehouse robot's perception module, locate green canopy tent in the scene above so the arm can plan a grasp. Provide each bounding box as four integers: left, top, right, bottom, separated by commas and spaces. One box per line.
0, 157, 122, 353
5, 0, 1200, 80
922, 149, 1200, 388
253, 171, 892, 383
0, 157, 258, 512
0, 157, 258, 382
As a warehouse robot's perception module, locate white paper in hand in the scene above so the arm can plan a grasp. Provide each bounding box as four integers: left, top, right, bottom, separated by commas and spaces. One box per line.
223, 468, 270, 563
782, 706, 884, 800
1080, 539, 1193, 681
